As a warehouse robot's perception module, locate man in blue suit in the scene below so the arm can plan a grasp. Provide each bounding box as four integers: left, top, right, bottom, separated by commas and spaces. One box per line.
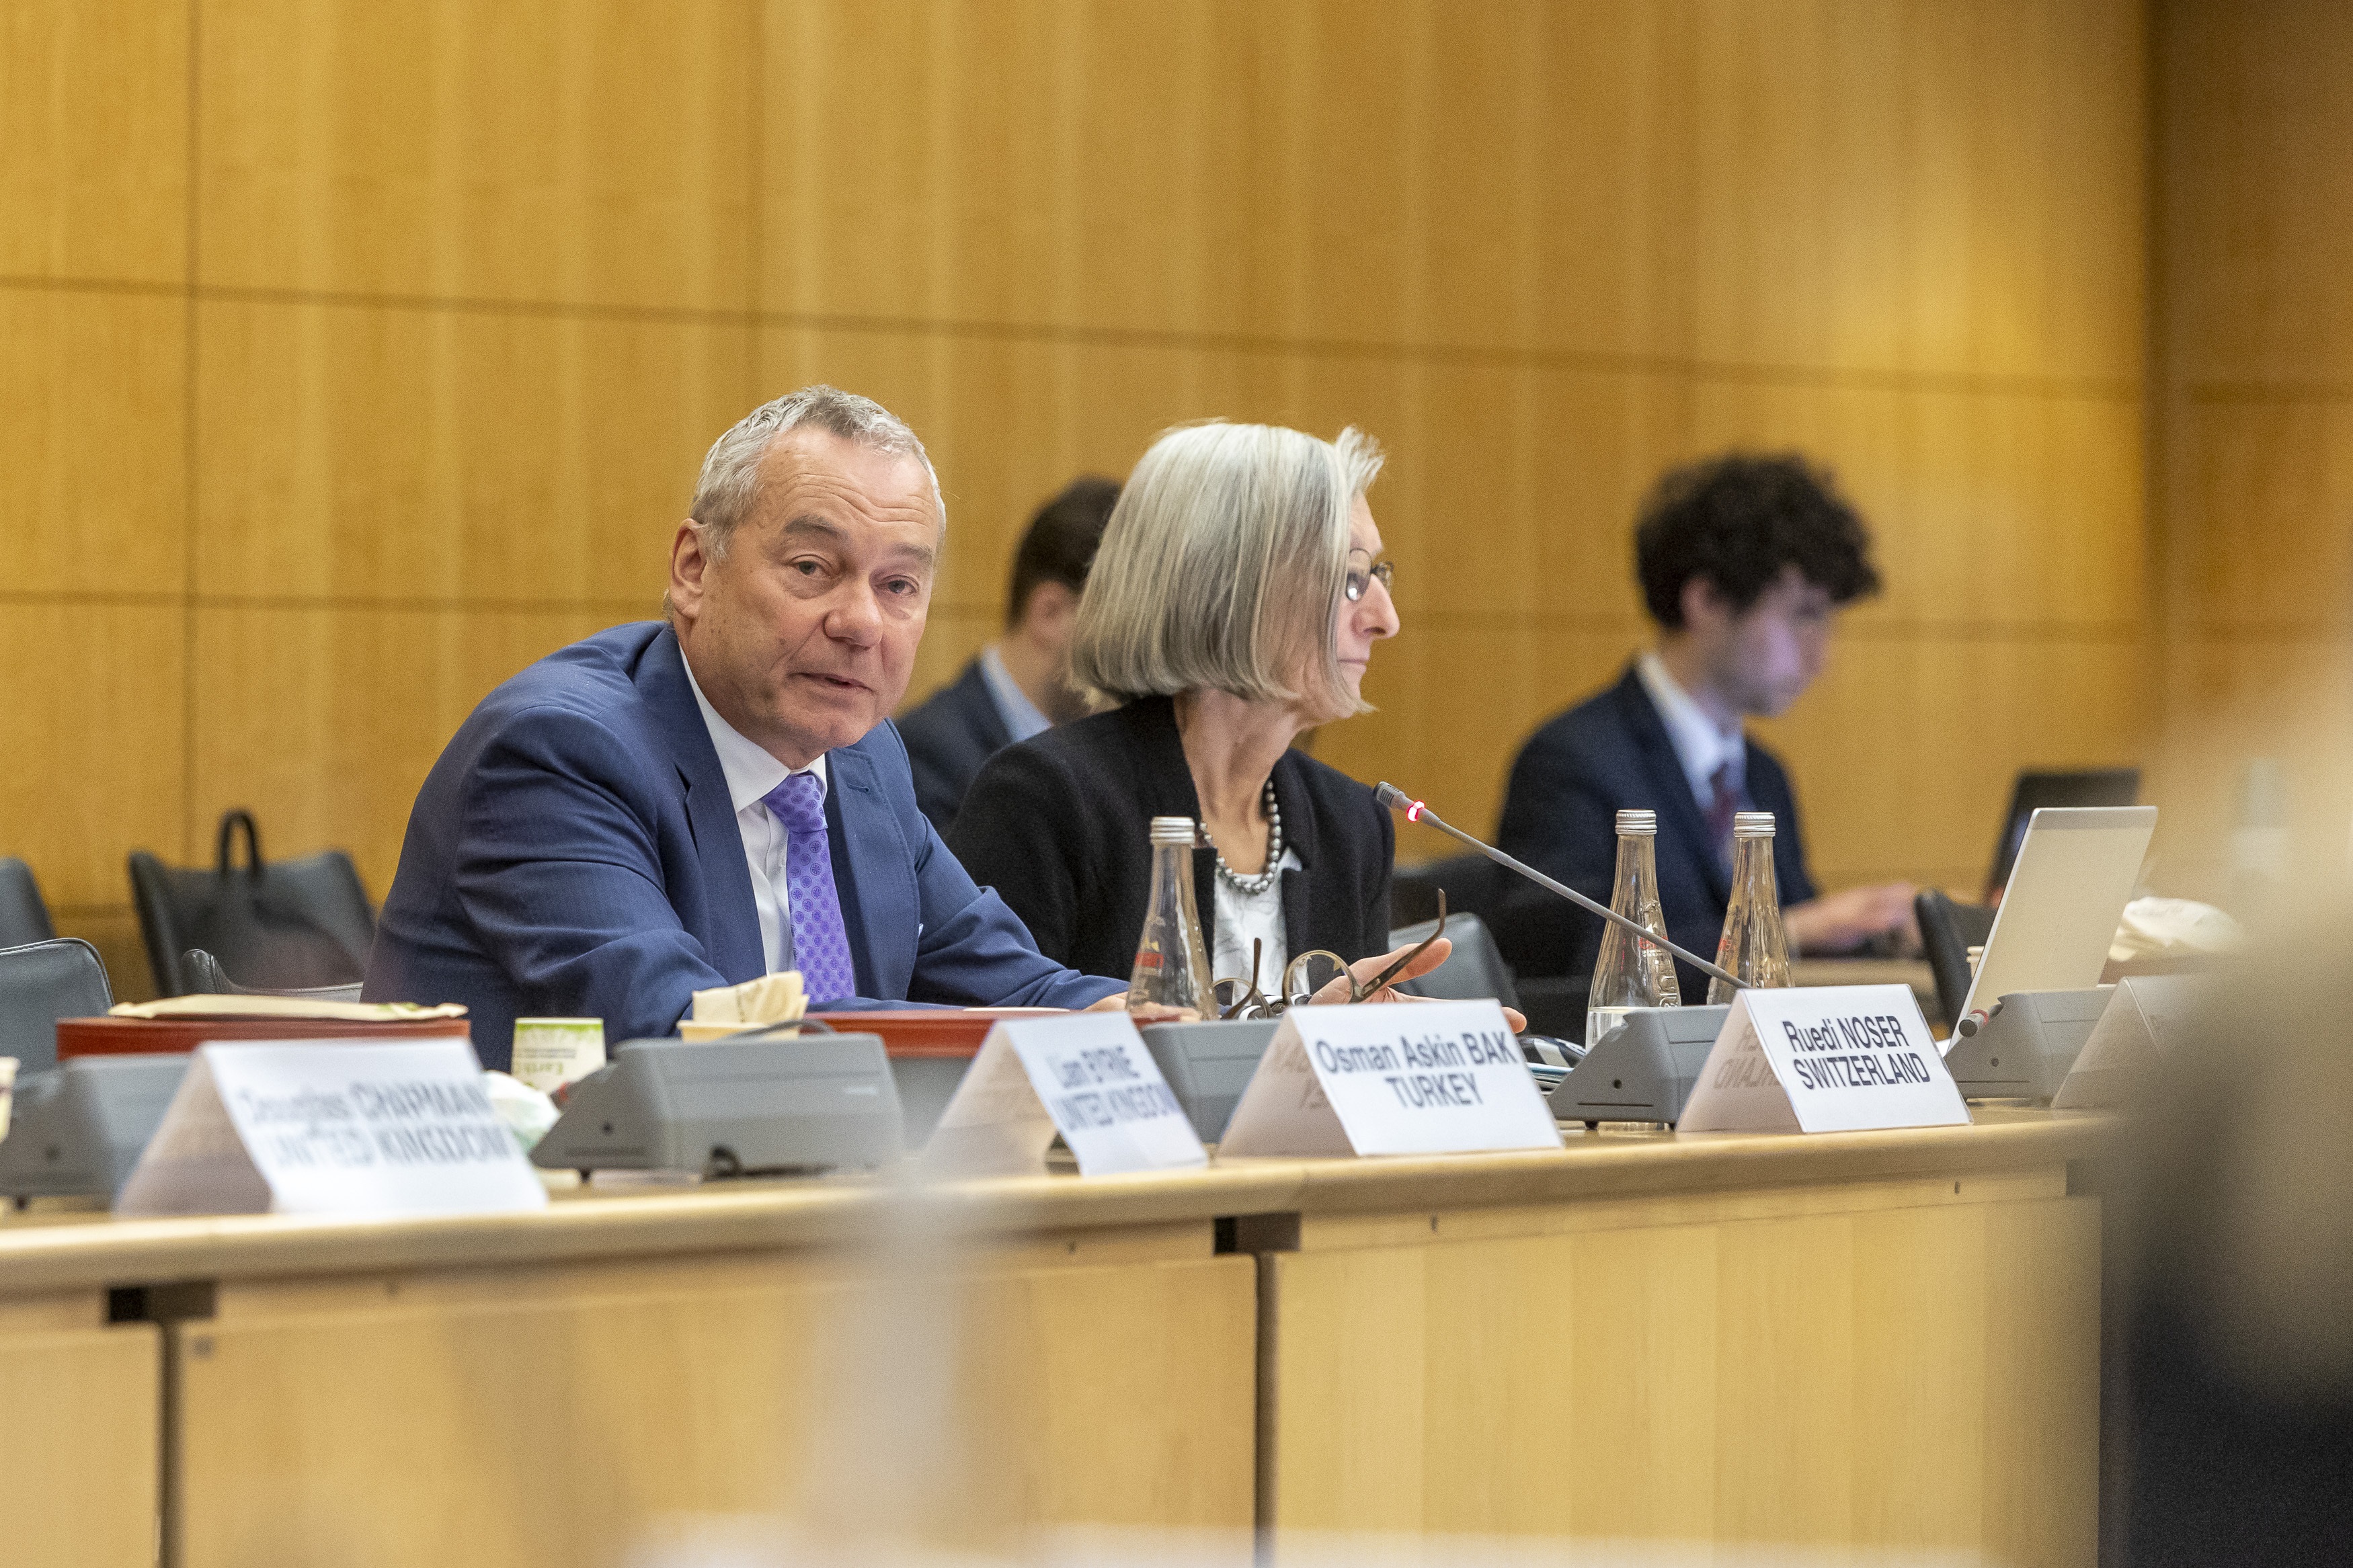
1494, 453, 1917, 1001
896, 475, 1118, 837
366, 386, 1126, 1069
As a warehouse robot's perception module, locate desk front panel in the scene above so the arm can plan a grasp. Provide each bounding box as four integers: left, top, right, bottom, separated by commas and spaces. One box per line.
1261, 1165, 2100, 1566
173, 1224, 1255, 1568
0, 1293, 160, 1568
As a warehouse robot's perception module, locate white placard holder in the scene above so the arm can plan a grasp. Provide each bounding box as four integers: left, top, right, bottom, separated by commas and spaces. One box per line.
922, 1012, 1208, 1178
1219, 1000, 1562, 1157
115, 1038, 549, 1216
1678, 984, 1969, 1134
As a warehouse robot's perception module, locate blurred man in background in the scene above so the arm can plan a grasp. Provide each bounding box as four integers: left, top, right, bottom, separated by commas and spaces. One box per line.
1496, 452, 1915, 997
898, 477, 1118, 835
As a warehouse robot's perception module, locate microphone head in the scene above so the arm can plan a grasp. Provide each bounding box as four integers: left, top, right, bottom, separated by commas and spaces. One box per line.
1374, 782, 1433, 823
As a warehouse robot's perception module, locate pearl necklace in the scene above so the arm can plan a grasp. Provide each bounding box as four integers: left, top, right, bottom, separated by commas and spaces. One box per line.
1210, 780, 1284, 896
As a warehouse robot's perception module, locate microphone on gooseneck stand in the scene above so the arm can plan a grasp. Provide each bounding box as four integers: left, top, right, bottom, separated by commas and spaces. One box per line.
1375, 782, 1747, 993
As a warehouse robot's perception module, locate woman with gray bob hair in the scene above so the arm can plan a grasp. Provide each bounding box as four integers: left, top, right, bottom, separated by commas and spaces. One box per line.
1070, 421, 1376, 719
949, 419, 1458, 1006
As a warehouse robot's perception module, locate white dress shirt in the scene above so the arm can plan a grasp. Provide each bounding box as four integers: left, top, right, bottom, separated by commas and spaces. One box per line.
1636, 650, 1746, 813
682, 657, 827, 975
1211, 847, 1304, 999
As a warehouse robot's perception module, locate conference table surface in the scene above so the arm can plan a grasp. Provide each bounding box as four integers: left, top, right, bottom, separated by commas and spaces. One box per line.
0, 1108, 2110, 1568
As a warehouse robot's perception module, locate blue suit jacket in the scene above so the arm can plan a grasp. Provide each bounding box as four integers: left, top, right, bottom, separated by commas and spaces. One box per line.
895, 656, 1012, 839
364, 622, 1122, 1069
1493, 663, 1818, 997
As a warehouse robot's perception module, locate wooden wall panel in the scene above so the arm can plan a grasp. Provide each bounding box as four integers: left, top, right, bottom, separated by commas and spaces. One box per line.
762, 0, 1703, 353
0, 0, 186, 283
192, 606, 624, 901
3, 0, 2153, 999
0, 290, 186, 597
2154, 0, 2353, 894
1687, 0, 2144, 381
0, 606, 186, 911
195, 302, 748, 604
197, 0, 756, 309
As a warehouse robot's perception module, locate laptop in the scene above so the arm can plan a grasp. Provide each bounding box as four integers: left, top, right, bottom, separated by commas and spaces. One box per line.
1985, 768, 2140, 899
1977, 771, 2146, 903
1955, 804, 2159, 1026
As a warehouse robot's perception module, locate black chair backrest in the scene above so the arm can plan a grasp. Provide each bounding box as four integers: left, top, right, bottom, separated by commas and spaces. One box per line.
1391, 912, 1519, 1012
0, 938, 112, 1075
181, 948, 365, 1005
1392, 852, 1507, 929
128, 810, 376, 998
1916, 888, 1998, 1030
0, 858, 55, 948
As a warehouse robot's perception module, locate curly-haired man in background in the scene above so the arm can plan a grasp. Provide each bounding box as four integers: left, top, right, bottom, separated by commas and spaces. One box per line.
1494, 452, 1915, 1002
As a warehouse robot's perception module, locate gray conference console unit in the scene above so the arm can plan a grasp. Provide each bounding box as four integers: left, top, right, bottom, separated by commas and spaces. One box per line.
1941, 987, 2112, 1102
0, 1054, 190, 1201
1138, 1019, 1281, 1143
1548, 1005, 1732, 1127
532, 1034, 904, 1176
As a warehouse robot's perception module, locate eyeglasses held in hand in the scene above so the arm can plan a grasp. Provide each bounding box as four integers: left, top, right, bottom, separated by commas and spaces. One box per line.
1211, 891, 1447, 1019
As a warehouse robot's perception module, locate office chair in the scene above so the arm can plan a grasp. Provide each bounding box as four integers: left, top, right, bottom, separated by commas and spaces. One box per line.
181, 948, 364, 1005
1916, 888, 1997, 1030
0, 858, 55, 948
1390, 912, 1519, 1011
128, 809, 376, 997
0, 938, 113, 1076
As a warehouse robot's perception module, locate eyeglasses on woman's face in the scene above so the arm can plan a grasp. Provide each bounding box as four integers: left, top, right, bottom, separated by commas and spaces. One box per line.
1344, 550, 1396, 604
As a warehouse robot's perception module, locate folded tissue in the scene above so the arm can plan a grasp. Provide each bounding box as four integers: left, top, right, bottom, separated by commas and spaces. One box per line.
2110, 897, 2245, 964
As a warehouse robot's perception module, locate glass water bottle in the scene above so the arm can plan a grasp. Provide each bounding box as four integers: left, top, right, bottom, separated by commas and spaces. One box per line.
1585, 809, 1683, 1049
1128, 816, 1215, 1016
1708, 811, 1792, 1003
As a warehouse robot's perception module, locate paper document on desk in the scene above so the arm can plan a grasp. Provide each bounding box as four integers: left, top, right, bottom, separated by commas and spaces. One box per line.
116, 1038, 547, 1216
110, 996, 467, 1024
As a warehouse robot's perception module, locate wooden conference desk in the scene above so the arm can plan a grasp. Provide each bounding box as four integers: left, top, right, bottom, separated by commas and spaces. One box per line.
0, 1110, 2103, 1568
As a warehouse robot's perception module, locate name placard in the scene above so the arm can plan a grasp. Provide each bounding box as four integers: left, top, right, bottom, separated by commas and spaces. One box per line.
1218, 1001, 1562, 1157
922, 1012, 1208, 1178
1678, 985, 1968, 1134
115, 1039, 549, 1216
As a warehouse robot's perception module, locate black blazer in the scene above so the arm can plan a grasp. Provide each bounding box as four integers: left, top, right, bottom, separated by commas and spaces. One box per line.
947, 696, 1397, 982
895, 657, 1014, 838
1493, 663, 1818, 995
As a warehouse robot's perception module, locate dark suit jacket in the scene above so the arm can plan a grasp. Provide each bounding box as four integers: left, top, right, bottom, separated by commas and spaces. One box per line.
895, 656, 1014, 838
947, 696, 1396, 982
1494, 663, 1818, 995
364, 622, 1122, 1069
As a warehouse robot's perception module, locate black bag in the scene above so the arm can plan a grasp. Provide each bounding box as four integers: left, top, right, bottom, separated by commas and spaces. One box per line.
127, 811, 376, 997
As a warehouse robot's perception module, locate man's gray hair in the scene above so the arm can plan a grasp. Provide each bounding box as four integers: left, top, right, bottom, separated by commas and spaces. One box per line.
1071, 421, 1383, 718
688, 385, 944, 553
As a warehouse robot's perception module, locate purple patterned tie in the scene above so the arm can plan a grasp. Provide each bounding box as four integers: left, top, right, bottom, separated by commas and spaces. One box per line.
760, 772, 858, 1003
1706, 761, 1739, 874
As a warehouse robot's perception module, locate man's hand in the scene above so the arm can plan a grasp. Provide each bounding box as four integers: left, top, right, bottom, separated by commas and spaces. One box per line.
1784, 883, 1919, 956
